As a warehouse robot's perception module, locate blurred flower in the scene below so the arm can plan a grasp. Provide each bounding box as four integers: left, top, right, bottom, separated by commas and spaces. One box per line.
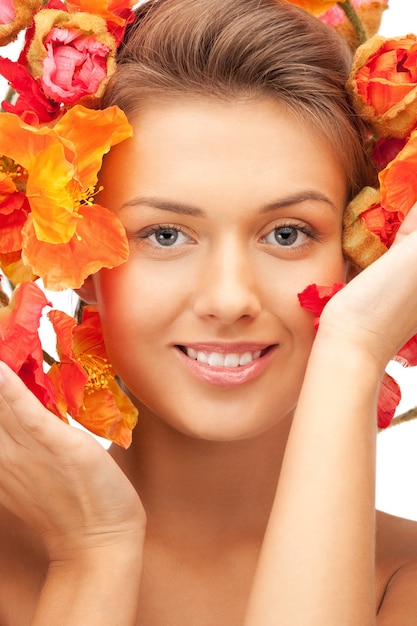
348, 34, 417, 138
0, 104, 132, 289
0, 0, 41, 46
320, 0, 387, 50
282, 0, 338, 15
48, 306, 138, 448
0, 280, 58, 413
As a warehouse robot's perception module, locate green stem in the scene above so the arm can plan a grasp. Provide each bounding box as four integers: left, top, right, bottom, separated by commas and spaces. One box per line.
338, 0, 367, 46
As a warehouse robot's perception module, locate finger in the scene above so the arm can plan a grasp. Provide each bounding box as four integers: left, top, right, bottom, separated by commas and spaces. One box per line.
0, 361, 86, 453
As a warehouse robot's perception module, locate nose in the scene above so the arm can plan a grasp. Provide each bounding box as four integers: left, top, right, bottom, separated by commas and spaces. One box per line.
193, 238, 262, 325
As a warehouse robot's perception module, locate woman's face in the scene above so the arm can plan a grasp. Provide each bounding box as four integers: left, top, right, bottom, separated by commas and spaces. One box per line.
94, 97, 348, 441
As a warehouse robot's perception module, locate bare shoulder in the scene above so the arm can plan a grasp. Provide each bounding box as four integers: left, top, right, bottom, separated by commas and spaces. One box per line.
376, 509, 417, 624
0, 504, 47, 626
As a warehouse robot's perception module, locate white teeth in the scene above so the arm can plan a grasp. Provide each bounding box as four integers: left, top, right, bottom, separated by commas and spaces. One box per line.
239, 352, 253, 366
197, 351, 209, 364
224, 353, 240, 368
184, 348, 264, 368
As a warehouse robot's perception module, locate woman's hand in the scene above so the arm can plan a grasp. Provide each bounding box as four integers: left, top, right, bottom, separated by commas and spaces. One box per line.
320, 201, 417, 371
0, 360, 145, 560
0, 361, 145, 624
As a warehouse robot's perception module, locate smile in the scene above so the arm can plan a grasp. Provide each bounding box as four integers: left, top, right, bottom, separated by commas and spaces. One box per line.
182, 347, 264, 368
176, 344, 275, 387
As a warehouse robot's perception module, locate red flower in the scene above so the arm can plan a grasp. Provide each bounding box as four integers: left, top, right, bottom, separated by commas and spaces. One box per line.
377, 373, 401, 429
0, 56, 60, 123
298, 282, 409, 428
371, 136, 407, 171
0, 280, 58, 414
297, 282, 345, 329
360, 202, 401, 248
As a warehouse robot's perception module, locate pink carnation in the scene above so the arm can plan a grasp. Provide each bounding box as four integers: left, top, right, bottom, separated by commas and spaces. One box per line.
41, 27, 110, 104
0, 0, 16, 25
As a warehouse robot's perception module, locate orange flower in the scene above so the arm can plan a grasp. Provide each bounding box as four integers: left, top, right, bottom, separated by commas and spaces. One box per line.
281, 0, 338, 15
348, 34, 417, 138
48, 306, 138, 447
379, 128, 417, 217
66, 0, 136, 27
0, 104, 132, 289
0, 280, 58, 413
0, 0, 41, 46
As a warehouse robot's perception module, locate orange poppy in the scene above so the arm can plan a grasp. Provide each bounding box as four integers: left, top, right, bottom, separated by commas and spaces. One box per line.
0, 104, 132, 289
348, 34, 417, 138
379, 128, 417, 218
48, 306, 138, 447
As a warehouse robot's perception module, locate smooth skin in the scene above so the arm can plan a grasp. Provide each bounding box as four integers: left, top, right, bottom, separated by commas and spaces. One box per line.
0, 98, 417, 625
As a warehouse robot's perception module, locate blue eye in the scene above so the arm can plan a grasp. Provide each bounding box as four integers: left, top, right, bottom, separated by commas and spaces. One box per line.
152, 227, 182, 246
262, 224, 314, 248
137, 225, 191, 247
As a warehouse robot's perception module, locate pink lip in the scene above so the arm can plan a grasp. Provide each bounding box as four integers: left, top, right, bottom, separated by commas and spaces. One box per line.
175, 344, 277, 387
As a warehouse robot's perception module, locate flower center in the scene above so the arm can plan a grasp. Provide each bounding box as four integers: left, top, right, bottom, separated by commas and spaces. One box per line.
79, 353, 113, 393
0, 156, 28, 192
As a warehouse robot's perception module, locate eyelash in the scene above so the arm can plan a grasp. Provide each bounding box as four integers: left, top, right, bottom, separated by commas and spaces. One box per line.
262, 221, 319, 248
129, 221, 319, 251
131, 224, 192, 246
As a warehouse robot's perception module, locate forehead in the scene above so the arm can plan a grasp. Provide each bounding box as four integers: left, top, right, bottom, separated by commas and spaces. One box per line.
99, 97, 348, 215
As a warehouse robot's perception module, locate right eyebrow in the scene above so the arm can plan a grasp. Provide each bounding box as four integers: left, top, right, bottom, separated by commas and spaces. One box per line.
119, 196, 205, 217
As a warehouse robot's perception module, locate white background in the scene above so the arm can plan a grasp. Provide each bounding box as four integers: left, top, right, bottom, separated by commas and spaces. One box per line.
1, 0, 417, 518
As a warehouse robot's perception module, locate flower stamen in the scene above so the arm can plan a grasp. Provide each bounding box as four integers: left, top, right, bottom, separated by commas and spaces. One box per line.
80, 353, 113, 393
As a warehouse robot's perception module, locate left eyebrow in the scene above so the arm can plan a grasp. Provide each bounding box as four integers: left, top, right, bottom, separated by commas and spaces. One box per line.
259, 190, 339, 214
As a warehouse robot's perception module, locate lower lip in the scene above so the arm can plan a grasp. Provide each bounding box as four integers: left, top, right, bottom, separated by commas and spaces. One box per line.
175, 346, 276, 387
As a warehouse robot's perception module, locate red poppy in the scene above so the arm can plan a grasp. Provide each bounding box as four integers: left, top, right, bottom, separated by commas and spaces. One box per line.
298, 282, 409, 428
0, 280, 58, 413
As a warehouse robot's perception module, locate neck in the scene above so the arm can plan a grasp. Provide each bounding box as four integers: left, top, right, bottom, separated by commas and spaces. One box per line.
111, 406, 292, 545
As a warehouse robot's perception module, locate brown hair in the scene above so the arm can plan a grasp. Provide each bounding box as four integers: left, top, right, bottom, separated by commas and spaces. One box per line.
101, 0, 375, 200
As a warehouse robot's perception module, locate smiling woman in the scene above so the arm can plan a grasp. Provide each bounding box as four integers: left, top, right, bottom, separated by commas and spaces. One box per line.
2, 0, 417, 625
